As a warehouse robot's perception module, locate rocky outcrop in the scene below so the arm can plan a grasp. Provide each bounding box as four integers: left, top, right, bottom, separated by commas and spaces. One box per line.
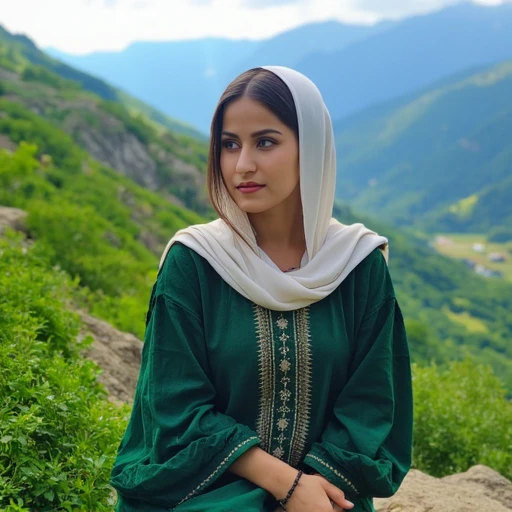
0, 67, 208, 211
375, 464, 512, 511
0, 206, 27, 235
63, 107, 161, 191
78, 311, 143, 404
0, 133, 17, 152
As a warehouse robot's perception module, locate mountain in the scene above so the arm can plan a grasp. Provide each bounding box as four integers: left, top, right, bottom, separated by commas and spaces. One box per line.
297, 2, 512, 122
0, 25, 211, 214
46, 20, 394, 132
47, 38, 257, 134
1, 24, 511, 388
222, 19, 395, 79
0, 24, 204, 140
45, 4, 512, 133
333, 59, 512, 232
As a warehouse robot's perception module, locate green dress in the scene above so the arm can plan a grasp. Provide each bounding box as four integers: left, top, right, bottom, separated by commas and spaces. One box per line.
110, 243, 413, 512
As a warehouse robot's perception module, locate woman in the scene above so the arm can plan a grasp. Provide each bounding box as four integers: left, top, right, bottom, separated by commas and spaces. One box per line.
110, 66, 413, 512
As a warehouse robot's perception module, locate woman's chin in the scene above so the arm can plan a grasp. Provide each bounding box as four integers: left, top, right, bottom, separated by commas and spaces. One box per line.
235, 200, 271, 215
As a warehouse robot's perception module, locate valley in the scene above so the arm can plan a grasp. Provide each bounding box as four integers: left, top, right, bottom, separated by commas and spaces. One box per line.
432, 234, 512, 282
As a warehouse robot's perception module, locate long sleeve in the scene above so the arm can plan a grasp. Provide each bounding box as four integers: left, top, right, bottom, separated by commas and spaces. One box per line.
303, 257, 413, 500
110, 247, 260, 509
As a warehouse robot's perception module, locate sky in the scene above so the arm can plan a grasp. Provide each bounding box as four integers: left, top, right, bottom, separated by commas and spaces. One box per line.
0, 0, 509, 54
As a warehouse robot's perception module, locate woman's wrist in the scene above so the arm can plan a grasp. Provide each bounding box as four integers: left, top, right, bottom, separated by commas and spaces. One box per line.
266, 463, 302, 500
277, 469, 303, 509
229, 446, 299, 499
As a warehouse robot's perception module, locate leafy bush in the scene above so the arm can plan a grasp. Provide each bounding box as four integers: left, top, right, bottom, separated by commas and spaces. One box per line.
0, 233, 129, 511
413, 358, 512, 480
0, 99, 83, 172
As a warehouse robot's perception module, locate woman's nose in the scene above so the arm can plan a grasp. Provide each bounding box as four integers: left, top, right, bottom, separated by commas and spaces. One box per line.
235, 148, 257, 174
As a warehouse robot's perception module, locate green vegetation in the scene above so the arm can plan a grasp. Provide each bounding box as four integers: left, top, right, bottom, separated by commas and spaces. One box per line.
1, 23, 211, 213
0, 99, 204, 336
0, 62, 210, 213
413, 359, 512, 480
489, 225, 512, 243
0, 24, 205, 138
0, 232, 129, 511
22, 65, 81, 92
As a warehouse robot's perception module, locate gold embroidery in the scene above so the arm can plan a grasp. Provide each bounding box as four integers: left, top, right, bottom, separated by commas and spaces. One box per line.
254, 307, 313, 467
289, 308, 312, 467
254, 305, 274, 452
305, 454, 359, 495
273, 314, 292, 460
175, 436, 259, 508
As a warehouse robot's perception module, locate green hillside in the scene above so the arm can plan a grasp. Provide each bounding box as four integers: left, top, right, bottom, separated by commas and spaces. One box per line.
427, 172, 512, 234
334, 60, 512, 232
0, 25, 211, 215
0, 24, 205, 139
0, 106, 204, 337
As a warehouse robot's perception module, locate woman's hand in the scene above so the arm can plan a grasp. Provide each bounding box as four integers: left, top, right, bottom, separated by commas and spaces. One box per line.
284, 473, 354, 512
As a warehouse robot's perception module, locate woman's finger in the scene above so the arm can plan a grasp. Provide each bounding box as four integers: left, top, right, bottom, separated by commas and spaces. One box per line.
325, 485, 354, 510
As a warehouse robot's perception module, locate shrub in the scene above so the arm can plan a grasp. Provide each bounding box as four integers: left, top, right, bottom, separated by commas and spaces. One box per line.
0, 233, 129, 511
412, 358, 512, 480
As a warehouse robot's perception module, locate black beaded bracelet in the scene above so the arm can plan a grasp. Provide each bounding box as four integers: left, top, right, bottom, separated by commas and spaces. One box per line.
278, 470, 303, 510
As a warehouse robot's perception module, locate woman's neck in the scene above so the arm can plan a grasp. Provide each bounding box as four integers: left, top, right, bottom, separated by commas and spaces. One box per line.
248, 195, 306, 270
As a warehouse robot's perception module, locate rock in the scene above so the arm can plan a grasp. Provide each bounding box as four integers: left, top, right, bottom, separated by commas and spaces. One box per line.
0, 68, 19, 82
64, 108, 161, 191
374, 465, 512, 511
442, 464, 512, 509
78, 311, 143, 403
0, 206, 28, 235
0, 134, 17, 152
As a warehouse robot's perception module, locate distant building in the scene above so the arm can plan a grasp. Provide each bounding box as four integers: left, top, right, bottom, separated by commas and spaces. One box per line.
488, 253, 507, 263
475, 264, 503, 278
473, 243, 485, 253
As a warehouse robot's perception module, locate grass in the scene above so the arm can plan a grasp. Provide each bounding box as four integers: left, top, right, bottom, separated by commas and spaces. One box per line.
432, 233, 512, 283
443, 306, 489, 334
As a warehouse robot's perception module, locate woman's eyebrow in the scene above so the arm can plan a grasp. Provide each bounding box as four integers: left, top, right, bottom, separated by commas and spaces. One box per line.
221, 129, 283, 138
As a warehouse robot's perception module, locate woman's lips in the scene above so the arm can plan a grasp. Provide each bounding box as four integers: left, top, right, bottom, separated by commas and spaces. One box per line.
237, 185, 265, 194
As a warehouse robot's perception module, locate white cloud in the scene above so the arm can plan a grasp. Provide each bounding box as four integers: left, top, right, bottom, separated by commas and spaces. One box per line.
0, 0, 509, 54
239, 0, 297, 7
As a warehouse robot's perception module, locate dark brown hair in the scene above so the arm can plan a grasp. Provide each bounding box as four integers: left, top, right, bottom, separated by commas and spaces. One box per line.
207, 68, 299, 232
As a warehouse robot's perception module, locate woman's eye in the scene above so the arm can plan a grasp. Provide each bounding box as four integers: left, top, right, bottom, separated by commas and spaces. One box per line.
222, 140, 239, 150
258, 139, 275, 148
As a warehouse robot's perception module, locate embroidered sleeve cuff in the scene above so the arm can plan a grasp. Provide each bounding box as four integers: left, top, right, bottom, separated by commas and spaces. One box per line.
176, 434, 261, 507
303, 447, 360, 497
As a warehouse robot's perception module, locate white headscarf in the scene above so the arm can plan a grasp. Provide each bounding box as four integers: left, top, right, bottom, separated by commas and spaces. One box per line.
159, 66, 388, 311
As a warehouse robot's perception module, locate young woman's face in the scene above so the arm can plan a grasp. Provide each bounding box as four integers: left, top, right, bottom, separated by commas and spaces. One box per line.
220, 96, 300, 216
